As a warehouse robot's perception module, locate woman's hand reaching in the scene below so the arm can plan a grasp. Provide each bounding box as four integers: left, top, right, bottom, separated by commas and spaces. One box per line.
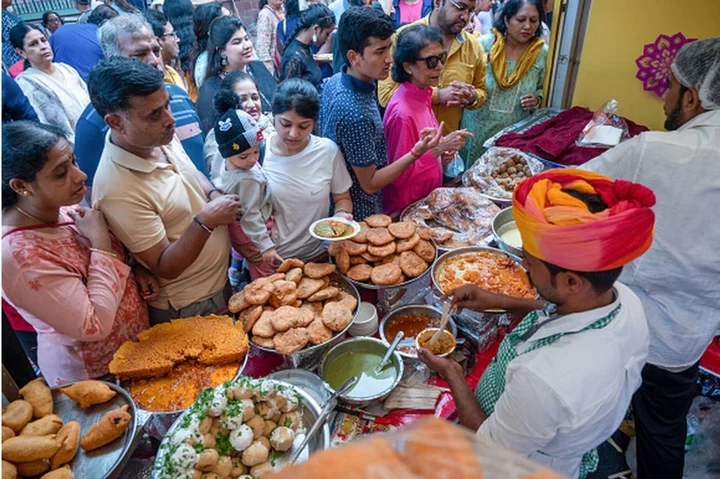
410, 122, 445, 159
432, 129, 474, 158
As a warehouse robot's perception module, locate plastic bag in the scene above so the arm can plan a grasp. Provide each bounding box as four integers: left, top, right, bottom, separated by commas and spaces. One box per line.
576, 99, 631, 149
627, 397, 720, 479
269, 417, 571, 479
462, 147, 545, 203
444, 152, 466, 178
401, 187, 501, 250
682, 396, 720, 479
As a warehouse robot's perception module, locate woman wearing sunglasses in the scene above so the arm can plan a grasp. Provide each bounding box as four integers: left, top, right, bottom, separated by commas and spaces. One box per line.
382, 25, 472, 216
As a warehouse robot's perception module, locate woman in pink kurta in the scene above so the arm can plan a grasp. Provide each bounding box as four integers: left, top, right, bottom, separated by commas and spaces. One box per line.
382, 25, 473, 216
2, 122, 155, 386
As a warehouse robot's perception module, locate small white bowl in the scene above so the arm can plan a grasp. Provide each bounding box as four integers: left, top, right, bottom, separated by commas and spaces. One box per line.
416, 328, 457, 358
349, 302, 378, 337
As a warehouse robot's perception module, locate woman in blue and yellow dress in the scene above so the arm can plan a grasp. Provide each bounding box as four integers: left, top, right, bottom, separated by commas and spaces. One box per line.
459, 0, 547, 169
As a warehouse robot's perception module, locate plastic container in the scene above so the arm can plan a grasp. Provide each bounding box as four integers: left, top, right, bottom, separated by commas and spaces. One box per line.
349, 302, 378, 337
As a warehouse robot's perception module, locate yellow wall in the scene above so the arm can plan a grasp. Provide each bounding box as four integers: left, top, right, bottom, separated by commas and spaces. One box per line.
572, 0, 720, 131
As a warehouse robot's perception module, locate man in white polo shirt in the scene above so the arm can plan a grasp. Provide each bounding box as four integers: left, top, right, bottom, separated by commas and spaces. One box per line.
90, 57, 241, 324
582, 37, 720, 479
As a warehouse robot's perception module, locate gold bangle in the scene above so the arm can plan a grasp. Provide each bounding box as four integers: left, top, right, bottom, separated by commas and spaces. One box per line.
89, 247, 119, 260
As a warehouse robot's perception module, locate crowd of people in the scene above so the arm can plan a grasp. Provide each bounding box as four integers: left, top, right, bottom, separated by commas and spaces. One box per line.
1, 0, 719, 477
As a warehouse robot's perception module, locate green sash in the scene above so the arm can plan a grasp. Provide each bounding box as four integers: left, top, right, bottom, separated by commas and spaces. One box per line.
475, 304, 622, 478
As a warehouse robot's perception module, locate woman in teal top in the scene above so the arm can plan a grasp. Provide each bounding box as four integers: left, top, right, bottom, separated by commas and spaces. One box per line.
459, 0, 547, 169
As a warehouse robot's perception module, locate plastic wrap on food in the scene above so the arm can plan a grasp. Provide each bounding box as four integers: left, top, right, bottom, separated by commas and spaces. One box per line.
268, 417, 570, 479
463, 147, 545, 203
400, 187, 501, 250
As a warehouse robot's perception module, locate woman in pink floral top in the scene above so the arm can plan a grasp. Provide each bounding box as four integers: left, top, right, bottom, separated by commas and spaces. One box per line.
1, 122, 154, 386
256, 0, 285, 76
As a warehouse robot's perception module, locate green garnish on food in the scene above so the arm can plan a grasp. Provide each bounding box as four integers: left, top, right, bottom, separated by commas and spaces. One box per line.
216, 431, 232, 456
226, 400, 242, 417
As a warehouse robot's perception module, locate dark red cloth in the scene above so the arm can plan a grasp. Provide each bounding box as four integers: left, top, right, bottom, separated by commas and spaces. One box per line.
3, 298, 35, 332
495, 106, 650, 166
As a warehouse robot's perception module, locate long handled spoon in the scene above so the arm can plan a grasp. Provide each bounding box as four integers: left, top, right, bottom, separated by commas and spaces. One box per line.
429, 302, 453, 347
289, 375, 358, 464
374, 331, 404, 375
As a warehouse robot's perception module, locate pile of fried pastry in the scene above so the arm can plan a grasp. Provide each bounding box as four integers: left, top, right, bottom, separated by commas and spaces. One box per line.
2, 379, 131, 479
328, 214, 436, 287
229, 258, 358, 354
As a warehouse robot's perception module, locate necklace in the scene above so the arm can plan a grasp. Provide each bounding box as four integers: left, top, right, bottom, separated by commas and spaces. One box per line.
14, 205, 57, 224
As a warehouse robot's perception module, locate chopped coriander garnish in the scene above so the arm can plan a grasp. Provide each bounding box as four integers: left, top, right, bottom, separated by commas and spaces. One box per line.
226, 400, 242, 417
216, 431, 232, 456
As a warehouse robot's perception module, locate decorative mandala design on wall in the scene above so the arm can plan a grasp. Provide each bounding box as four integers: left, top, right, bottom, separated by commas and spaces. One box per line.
635, 32, 696, 97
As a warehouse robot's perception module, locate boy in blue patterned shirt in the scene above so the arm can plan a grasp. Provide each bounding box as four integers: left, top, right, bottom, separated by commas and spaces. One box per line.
319, 7, 441, 221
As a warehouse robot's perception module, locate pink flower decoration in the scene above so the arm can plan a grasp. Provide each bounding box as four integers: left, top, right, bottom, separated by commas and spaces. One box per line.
635, 32, 696, 98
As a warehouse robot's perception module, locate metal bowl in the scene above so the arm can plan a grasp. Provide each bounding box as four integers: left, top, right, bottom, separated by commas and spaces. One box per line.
250, 272, 360, 364
152, 380, 329, 478
492, 207, 523, 257
379, 304, 457, 359
50, 381, 139, 479
267, 369, 331, 406
432, 246, 534, 313
319, 337, 404, 407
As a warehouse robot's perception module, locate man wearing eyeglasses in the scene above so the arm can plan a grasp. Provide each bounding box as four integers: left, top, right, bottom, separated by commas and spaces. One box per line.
378, 0, 487, 136
144, 9, 187, 93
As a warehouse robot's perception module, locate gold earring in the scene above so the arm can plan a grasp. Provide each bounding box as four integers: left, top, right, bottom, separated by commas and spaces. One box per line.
22, 191, 29, 196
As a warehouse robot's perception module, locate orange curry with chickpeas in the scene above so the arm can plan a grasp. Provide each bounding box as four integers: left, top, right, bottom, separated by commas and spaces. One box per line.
436, 250, 536, 299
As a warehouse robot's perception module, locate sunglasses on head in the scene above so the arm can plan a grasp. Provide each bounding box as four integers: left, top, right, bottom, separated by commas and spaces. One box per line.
416, 51, 448, 69
447, 0, 471, 12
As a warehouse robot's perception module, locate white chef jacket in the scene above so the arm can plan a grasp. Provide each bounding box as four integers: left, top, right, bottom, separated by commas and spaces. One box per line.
477, 282, 649, 478
583, 110, 720, 369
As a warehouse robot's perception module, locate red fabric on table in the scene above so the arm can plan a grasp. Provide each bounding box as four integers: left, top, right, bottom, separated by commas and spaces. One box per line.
495, 106, 649, 166
380, 336, 503, 427
700, 337, 720, 378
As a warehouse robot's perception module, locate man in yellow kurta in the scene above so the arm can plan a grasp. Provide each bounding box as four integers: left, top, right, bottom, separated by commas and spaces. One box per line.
378, 0, 487, 135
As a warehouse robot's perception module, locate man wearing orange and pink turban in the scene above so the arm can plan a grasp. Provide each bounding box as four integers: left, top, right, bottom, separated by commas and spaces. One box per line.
419, 169, 656, 479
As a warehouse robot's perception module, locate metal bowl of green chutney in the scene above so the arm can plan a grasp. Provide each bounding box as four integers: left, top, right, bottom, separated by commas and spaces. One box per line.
319, 337, 404, 407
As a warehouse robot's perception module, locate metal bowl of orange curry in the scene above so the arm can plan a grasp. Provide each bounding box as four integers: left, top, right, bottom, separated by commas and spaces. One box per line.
379, 304, 457, 360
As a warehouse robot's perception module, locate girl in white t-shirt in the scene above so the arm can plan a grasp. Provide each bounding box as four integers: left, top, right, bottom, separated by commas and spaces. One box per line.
262, 78, 354, 261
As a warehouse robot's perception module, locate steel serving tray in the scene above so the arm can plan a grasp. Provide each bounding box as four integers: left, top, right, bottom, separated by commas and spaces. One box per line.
50, 380, 140, 479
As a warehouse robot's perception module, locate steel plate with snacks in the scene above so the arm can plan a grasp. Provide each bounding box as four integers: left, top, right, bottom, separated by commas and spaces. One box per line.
152, 378, 329, 478
463, 147, 545, 205
249, 272, 360, 369
432, 247, 536, 313
50, 381, 140, 479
